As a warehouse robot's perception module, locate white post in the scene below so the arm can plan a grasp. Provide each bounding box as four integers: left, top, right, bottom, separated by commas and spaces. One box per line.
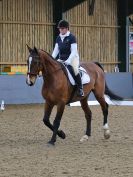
126, 17, 130, 72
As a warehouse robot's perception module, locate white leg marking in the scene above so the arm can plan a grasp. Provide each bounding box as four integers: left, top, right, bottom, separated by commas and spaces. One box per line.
103, 123, 110, 139
103, 123, 109, 130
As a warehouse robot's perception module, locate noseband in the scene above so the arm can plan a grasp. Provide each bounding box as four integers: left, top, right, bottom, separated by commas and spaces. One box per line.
27, 72, 39, 76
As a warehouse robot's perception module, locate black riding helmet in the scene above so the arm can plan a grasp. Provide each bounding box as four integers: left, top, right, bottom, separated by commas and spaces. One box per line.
58, 20, 69, 29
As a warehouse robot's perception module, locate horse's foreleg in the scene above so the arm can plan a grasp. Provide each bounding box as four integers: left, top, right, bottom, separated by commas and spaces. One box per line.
43, 102, 65, 139
80, 97, 92, 142
48, 103, 65, 145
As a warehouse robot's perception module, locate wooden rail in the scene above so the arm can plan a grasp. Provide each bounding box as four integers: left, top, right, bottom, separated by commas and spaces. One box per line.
71, 24, 120, 28
0, 61, 121, 65
0, 20, 55, 26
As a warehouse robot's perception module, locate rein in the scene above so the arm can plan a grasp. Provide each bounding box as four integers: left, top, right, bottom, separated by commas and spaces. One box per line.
42, 67, 63, 77
27, 50, 66, 77
27, 60, 63, 77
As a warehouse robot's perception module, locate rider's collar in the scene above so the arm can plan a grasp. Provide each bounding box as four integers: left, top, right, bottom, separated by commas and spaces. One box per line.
59, 31, 70, 39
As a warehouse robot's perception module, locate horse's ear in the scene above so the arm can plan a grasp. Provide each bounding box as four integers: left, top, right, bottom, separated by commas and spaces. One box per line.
34, 46, 38, 54
26, 44, 32, 52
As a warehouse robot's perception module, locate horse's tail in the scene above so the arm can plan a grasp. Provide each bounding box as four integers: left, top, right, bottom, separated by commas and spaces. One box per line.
104, 84, 123, 100
94, 61, 123, 101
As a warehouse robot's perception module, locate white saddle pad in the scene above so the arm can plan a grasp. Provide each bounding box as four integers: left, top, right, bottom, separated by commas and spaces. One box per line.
66, 66, 90, 86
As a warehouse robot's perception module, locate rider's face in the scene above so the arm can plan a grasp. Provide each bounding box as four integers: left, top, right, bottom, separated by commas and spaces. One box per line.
59, 27, 68, 35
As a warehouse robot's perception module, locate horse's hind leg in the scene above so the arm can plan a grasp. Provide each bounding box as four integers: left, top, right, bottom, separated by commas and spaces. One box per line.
43, 102, 66, 140
80, 97, 92, 142
93, 92, 110, 139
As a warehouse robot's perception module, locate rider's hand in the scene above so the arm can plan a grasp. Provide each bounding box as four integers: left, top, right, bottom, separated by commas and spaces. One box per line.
64, 60, 70, 65
57, 59, 62, 62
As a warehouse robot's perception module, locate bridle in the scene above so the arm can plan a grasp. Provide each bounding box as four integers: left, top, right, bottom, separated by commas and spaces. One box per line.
27, 52, 64, 77
27, 56, 41, 77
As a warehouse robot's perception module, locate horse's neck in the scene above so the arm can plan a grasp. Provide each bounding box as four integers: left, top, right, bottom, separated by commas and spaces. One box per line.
40, 50, 60, 78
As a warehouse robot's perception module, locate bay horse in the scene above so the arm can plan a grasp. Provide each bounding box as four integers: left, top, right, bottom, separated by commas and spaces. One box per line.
26, 45, 122, 146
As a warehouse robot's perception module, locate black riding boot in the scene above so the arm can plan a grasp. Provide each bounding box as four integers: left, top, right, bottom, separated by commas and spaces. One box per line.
75, 73, 84, 97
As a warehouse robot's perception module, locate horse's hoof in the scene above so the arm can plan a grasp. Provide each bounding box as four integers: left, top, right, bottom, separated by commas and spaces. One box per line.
47, 141, 55, 147
80, 135, 89, 142
104, 129, 111, 139
58, 130, 66, 139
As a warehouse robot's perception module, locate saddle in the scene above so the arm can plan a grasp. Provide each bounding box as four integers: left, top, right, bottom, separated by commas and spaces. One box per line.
58, 63, 90, 104
60, 63, 90, 85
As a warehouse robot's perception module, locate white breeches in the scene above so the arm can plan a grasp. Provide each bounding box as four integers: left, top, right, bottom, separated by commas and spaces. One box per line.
70, 56, 79, 76
58, 55, 80, 75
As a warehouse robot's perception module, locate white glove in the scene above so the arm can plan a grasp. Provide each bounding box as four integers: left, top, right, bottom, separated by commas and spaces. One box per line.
64, 60, 70, 65
57, 59, 63, 62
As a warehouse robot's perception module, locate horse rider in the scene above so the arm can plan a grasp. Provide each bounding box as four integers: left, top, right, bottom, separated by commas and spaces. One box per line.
52, 19, 84, 97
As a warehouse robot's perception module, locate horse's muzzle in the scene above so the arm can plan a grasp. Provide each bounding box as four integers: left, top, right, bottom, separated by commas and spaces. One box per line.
26, 79, 34, 86
26, 75, 36, 86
